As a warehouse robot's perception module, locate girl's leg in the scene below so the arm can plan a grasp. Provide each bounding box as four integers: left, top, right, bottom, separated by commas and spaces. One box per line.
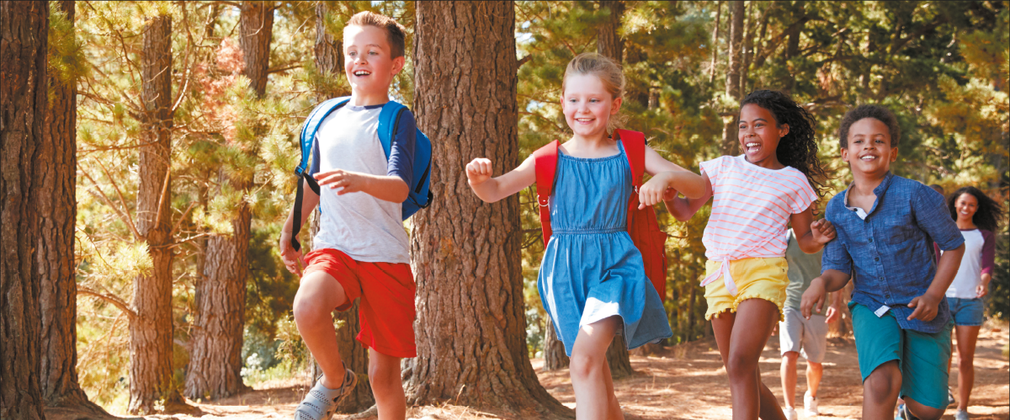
570, 316, 621, 420
711, 299, 784, 420
954, 325, 981, 412
601, 358, 625, 420
293, 271, 349, 389
368, 349, 406, 420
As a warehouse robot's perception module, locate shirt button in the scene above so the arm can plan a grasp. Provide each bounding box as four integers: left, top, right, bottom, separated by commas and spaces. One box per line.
869, 238, 874, 243
875, 257, 880, 261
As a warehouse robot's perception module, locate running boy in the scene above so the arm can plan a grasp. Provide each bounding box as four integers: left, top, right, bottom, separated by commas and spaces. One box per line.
279, 11, 417, 420
801, 105, 965, 420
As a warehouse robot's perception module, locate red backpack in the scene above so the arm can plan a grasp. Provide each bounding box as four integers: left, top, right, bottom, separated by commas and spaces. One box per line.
532, 129, 669, 300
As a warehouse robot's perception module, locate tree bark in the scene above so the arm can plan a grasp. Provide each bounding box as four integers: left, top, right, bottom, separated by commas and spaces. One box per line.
740, 2, 753, 96
596, 0, 624, 63
239, 1, 274, 97
708, 1, 723, 84
1, 2, 48, 419
721, 0, 744, 156
314, 1, 342, 79
37, 1, 112, 417
408, 2, 571, 418
542, 317, 570, 371
130, 14, 178, 415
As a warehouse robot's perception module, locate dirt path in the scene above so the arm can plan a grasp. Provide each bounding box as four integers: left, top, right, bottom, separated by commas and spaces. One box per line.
141, 323, 1008, 420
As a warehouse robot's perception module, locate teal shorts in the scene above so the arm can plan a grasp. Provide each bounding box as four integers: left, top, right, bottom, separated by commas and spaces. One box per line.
850, 302, 953, 409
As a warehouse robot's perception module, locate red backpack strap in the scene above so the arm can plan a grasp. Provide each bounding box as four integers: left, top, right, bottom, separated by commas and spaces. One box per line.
615, 129, 646, 186
532, 140, 560, 247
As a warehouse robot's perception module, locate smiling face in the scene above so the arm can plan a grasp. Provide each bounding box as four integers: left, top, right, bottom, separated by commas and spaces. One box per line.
841, 117, 897, 178
955, 193, 979, 224
343, 24, 404, 100
561, 73, 621, 140
738, 104, 788, 169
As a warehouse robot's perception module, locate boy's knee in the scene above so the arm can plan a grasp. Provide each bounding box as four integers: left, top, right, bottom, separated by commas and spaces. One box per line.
292, 294, 329, 325
863, 365, 901, 403
368, 360, 402, 392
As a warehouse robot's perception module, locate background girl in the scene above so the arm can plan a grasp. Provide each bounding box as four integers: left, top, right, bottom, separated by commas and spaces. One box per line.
465, 52, 706, 420
945, 186, 1004, 420
665, 90, 835, 419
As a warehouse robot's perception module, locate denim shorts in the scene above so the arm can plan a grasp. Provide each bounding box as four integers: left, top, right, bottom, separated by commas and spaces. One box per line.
946, 297, 985, 327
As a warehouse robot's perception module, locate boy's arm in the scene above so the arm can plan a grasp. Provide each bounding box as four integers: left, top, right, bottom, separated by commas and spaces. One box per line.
800, 269, 850, 319
906, 183, 966, 321
279, 178, 321, 276
907, 243, 963, 321
314, 170, 409, 203
466, 155, 536, 203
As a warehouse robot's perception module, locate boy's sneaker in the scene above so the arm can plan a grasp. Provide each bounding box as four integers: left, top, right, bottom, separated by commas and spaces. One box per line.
948, 387, 957, 407
804, 390, 819, 416
895, 403, 906, 420
783, 406, 798, 420
294, 366, 357, 420
954, 409, 969, 420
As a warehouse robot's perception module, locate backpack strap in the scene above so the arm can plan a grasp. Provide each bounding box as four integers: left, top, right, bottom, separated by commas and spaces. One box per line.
615, 129, 646, 187
377, 100, 407, 159
532, 140, 560, 247
290, 96, 350, 252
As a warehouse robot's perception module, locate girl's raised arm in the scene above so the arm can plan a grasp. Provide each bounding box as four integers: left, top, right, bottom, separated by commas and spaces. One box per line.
466, 155, 536, 203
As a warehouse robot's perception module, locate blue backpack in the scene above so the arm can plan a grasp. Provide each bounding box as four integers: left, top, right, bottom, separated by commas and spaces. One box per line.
290, 96, 433, 251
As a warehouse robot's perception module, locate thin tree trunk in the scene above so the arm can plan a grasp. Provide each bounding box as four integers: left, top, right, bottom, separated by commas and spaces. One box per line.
130, 14, 178, 415
38, 1, 112, 417
408, 2, 571, 417
542, 317, 570, 371
721, 0, 744, 156
606, 339, 633, 379
740, 1, 753, 96
1, 2, 48, 419
708, 1, 723, 84
596, 0, 624, 63
314, 1, 342, 80
687, 282, 697, 341
239, 1, 274, 98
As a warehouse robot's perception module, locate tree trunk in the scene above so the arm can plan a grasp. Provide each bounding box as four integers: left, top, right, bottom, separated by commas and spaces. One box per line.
1, 2, 48, 419
310, 7, 373, 411
721, 0, 744, 156
596, 0, 624, 63
605, 339, 633, 379
542, 317, 570, 371
687, 282, 697, 341
408, 2, 571, 418
740, 2, 753, 96
130, 14, 178, 415
708, 1, 722, 84
38, 1, 111, 417
239, 1, 274, 97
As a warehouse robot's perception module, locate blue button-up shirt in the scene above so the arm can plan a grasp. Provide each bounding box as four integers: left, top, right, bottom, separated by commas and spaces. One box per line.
822, 173, 964, 333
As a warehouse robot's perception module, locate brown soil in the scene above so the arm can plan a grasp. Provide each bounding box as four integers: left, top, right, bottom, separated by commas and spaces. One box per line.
121, 323, 1008, 420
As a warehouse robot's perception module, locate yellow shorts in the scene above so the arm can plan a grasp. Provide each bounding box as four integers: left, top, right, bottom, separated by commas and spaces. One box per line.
703, 257, 789, 321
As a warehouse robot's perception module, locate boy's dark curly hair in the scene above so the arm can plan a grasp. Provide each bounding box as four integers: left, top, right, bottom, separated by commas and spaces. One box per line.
740, 90, 827, 197
948, 186, 1005, 232
837, 105, 901, 148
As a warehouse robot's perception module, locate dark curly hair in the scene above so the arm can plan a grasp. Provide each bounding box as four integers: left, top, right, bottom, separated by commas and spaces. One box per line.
948, 186, 1005, 232
740, 90, 827, 197
838, 105, 900, 148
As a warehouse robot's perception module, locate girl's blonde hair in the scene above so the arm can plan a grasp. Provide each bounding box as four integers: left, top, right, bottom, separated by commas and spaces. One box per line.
561, 52, 627, 133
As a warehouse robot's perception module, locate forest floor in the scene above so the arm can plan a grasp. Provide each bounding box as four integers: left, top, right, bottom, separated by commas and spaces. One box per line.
131, 321, 1008, 420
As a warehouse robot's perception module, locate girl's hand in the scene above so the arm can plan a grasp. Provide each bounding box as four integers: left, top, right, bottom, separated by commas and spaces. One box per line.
315, 169, 368, 195
638, 173, 671, 209
278, 230, 305, 277
809, 219, 836, 244
976, 283, 989, 298
907, 292, 942, 322
466, 158, 494, 186
800, 277, 827, 319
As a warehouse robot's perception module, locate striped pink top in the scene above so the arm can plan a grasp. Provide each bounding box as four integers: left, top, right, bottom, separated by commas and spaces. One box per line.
700, 155, 817, 264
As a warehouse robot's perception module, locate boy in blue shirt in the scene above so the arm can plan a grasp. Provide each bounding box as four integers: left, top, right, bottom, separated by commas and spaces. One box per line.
801, 105, 965, 420
278, 11, 417, 420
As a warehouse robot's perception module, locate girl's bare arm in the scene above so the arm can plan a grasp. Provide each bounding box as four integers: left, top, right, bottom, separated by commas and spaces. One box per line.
466, 155, 536, 203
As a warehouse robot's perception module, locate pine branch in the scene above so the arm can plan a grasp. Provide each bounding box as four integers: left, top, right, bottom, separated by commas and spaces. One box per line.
80, 167, 143, 240
78, 286, 138, 321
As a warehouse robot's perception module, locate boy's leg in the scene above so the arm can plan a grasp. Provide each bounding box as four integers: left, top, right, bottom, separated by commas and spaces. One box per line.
368, 348, 405, 420
850, 303, 903, 420
712, 298, 784, 420
900, 322, 953, 420
780, 352, 799, 409
778, 307, 803, 410
863, 361, 902, 420
293, 269, 350, 389
570, 316, 620, 420
805, 361, 823, 398
954, 324, 981, 411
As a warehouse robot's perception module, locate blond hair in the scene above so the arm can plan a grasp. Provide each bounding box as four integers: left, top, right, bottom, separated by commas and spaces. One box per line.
345, 11, 406, 59
561, 53, 627, 133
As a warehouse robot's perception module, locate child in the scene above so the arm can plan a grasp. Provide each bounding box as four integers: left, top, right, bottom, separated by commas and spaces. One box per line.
278, 11, 416, 420
944, 186, 1003, 420
664, 90, 836, 420
466, 52, 706, 419
801, 105, 966, 420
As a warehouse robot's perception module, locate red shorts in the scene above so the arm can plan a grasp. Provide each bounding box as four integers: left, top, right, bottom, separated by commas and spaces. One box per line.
303, 248, 416, 358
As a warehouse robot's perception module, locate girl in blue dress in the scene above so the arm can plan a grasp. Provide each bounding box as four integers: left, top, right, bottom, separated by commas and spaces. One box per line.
466, 52, 707, 419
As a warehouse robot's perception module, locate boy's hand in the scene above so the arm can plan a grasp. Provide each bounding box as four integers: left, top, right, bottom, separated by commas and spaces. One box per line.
907, 292, 942, 322
639, 173, 672, 209
825, 304, 840, 323
315, 169, 368, 195
466, 158, 493, 186
800, 277, 827, 319
809, 219, 836, 244
278, 230, 305, 277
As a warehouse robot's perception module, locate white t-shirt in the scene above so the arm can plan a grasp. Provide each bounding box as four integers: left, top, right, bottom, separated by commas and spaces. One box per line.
944, 228, 995, 299
310, 104, 410, 264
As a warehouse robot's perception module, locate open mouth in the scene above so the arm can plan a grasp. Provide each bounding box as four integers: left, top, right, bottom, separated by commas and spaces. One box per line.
353, 70, 371, 77
859, 155, 877, 161
575, 117, 594, 124
745, 142, 761, 153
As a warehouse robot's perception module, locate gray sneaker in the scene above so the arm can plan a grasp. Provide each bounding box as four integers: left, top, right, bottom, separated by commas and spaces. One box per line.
294, 366, 357, 420
954, 409, 969, 420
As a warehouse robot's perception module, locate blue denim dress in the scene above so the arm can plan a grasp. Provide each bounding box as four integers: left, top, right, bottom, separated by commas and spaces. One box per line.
538, 143, 673, 356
